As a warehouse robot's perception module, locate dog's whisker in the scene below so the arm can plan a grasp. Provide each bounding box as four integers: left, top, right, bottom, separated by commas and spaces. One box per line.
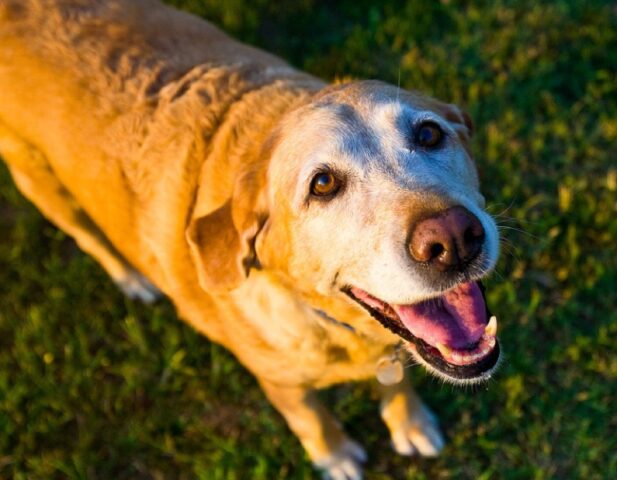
491, 212, 541, 229
498, 249, 521, 266
395, 60, 402, 103
499, 243, 520, 257
496, 238, 525, 268
493, 216, 518, 226
489, 266, 505, 279
499, 238, 520, 254
497, 225, 538, 240
486, 198, 517, 217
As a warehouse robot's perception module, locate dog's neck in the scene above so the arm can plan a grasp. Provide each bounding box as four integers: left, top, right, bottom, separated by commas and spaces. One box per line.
190, 71, 324, 219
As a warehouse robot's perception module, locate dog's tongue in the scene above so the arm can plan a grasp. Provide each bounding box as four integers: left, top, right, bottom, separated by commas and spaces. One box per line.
393, 282, 487, 349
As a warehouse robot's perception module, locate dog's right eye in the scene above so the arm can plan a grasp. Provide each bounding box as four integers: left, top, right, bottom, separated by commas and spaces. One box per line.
416, 121, 444, 148
310, 172, 341, 197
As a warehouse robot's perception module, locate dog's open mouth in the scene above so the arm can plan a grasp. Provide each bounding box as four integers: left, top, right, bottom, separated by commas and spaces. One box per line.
345, 281, 500, 383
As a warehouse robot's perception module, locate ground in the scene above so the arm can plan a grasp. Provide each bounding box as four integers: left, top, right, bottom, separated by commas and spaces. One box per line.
1, 0, 616, 478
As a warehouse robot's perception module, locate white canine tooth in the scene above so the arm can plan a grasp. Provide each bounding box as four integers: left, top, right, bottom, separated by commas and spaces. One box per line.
436, 343, 452, 358
485, 316, 498, 337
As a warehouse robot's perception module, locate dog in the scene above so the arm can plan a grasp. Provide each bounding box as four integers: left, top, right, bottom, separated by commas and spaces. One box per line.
0, 1, 501, 478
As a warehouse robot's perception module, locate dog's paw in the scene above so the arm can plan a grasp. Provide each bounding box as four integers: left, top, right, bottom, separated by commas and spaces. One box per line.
115, 269, 162, 304
389, 403, 445, 457
314, 439, 367, 480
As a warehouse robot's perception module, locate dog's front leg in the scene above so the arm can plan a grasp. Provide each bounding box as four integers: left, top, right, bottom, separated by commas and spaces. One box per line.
259, 379, 366, 480
378, 374, 445, 457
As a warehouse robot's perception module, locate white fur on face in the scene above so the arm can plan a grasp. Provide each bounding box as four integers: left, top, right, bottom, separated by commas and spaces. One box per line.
264, 89, 499, 305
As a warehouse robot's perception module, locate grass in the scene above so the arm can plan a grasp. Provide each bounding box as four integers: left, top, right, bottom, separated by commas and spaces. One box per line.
1, 0, 616, 478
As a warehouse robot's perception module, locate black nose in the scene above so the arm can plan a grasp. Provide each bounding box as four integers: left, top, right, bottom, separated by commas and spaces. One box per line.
409, 206, 485, 271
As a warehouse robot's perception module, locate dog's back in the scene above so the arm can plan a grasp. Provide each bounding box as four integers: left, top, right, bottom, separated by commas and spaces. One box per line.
0, 0, 317, 292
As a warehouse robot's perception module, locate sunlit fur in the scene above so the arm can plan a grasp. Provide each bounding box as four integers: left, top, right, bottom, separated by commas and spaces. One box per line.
0, 1, 500, 478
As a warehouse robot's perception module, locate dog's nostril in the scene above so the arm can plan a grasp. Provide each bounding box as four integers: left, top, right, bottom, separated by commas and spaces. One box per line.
409, 206, 485, 269
464, 226, 481, 245
464, 227, 473, 243
430, 243, 444, 259
462, 219, 485, 260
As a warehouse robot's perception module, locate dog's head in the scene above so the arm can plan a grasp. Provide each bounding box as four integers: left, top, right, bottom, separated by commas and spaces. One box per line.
187, 80, 501, 384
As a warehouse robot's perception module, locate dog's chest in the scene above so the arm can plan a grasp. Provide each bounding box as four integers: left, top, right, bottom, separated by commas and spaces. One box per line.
229, 273, 393, 386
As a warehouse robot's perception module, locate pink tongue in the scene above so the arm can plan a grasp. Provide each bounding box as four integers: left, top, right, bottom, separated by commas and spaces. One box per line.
393, 282, 488, 349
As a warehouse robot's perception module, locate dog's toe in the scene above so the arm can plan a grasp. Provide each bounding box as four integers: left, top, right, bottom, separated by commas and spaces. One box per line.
390, 404, 445, 458
408, 421, 444, 457
343, 439, 368, 464
316, 439, 366, 480
322, 458, 363, 480
390, 429, 416, 456
115, 270, 162, 304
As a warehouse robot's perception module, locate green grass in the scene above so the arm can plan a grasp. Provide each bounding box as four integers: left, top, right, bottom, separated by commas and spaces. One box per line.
1, 0, 616, 478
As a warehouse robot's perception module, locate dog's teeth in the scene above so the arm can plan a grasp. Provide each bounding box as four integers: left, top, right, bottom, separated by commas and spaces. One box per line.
436, 343, 452, 358
485, 316, 498, 337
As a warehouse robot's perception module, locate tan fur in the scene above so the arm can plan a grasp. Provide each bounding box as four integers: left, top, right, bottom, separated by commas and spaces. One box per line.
0, 1, 497, 476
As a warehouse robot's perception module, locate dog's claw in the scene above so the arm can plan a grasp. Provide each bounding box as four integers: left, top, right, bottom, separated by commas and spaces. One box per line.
316, 439, 366, 480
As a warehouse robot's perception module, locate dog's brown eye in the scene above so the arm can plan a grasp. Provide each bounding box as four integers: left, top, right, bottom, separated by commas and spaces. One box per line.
416, 122, 443, 148
310, 172, 340, 196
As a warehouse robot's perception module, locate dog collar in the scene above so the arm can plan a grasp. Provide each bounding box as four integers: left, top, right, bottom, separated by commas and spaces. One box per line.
313, 308, 356, 333
375, 354, 404, 385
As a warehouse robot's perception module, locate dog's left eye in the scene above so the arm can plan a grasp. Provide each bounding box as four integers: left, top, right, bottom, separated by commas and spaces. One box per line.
416, 121, 444, 148
310, 172, 341, 197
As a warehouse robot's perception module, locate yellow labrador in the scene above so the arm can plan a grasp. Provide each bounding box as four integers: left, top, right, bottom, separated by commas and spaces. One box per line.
0, 1, 501, 478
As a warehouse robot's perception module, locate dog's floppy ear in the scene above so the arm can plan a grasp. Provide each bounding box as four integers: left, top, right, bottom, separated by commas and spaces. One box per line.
460, 110, 474, 137
442, 103, 474, 153
186, 167, 267, 293
421, 96, 474, 151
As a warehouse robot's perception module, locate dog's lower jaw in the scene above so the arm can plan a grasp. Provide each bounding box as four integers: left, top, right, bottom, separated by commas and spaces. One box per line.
343, 282, 502, 384
406, 341, 502, 386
